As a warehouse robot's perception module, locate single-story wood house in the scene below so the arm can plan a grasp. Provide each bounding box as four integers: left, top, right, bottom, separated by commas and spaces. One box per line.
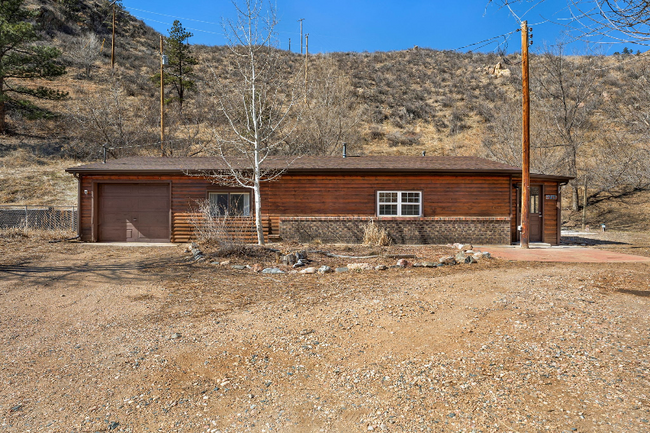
65, 155, 572, 245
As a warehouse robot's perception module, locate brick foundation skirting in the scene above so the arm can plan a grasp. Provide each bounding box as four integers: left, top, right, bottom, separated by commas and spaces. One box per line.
279, 216, 511, 245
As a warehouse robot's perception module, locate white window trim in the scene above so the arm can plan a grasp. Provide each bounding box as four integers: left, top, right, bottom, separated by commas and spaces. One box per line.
376, 191, 422, 217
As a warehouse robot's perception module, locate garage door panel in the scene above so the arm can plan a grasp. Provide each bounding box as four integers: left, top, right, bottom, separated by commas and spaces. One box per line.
98, 184, 170, 242
135, 212, 169, 240
138, 196, 170, 211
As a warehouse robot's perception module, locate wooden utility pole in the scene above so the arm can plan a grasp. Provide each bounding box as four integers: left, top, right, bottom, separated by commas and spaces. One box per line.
520, 20, 531, 248
288, 38, 291, 52
582, 176, 588, 231
160, 35, 165, 157
305, 33, 309, 103
111, 4, 116, 69
298, 18, 305, 54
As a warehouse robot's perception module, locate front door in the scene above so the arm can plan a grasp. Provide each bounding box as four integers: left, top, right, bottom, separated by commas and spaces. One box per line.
517, 184, 543, 243
529, 186, 542, 242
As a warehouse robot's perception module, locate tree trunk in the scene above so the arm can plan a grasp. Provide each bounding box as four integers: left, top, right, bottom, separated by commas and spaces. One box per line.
581, 177, 588, 231
0, 77, 5, 134
572, 184, 579, 211
253, 173, 265, 246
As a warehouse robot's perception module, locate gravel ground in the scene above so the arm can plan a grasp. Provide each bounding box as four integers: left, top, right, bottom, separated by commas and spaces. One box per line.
0, 234, 649, 432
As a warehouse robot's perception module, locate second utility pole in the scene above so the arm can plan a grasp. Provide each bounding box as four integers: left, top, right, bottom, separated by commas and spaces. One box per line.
111, 4, 116, 69
160, 35, 165, 157
520, 20, 531, 248
298, 18, 305, 54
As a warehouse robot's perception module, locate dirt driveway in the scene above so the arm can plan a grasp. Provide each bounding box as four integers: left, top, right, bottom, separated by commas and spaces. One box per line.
1, 235, 649, 432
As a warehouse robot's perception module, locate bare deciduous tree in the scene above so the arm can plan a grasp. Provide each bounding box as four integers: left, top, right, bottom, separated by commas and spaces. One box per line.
200, 0, 302, 245
66, 72, 157, 159
532, 45, 602, 210
292, 56, 362, 155
72, 33, 100, 79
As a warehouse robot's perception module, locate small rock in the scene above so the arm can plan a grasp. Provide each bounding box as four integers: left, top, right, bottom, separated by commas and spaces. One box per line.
299, 267, 318, 274
250, 263, 263, 272
262, 267, 285, 274
281, 254, 297, 266
231, 265, 247, 270
348, 263, 373, 271
375, 265, 388, 271
421, 261, 437, 268
466, 256, 477, 264
293, 259, 306, 268
108, 421, 120, 430
335, 267, 349, 273
396, 259, 410, 267
171, 333, 181, 339
455, 252, 467, 262
318, 266, 333, 274
220, 260, 231, 266
439, 256, 456, 265
210, 261, 221, 265
10, 404, 22, 412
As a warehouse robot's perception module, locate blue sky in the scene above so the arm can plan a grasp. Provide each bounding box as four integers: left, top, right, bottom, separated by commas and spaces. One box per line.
123, 0, 645, 55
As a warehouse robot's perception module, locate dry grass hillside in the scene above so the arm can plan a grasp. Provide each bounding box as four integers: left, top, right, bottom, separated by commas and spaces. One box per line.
2, 0, 650, 229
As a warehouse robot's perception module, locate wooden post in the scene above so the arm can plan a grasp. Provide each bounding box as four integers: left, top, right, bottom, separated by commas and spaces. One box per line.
298, 18, 304, 54
111, 4, 116, 69
304, 34, 309, 104
582, 176, 588, 231
521, 20, 531, 249
160, 35, 164, 157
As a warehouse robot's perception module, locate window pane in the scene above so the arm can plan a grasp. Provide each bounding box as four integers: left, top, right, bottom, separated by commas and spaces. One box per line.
379, 204, 398, 216
230, 193, 250, 216
379, 192, 398, 203
530, 187, 540, 214
402, 192, 420, 203
401, 204, 420, 216
209, 193, 228, 216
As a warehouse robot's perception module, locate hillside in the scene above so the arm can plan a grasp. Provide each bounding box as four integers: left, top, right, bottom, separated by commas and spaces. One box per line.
2, 0, 650, 229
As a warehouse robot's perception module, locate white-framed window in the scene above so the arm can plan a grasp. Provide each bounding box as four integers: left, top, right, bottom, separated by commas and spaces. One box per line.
208, 191, 251, 217
377, 191, 422, 217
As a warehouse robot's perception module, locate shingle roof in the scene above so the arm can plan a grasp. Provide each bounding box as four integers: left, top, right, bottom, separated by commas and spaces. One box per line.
65, 155, 571, 180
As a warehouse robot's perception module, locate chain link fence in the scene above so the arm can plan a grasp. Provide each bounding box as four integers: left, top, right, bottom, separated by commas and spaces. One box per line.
0, 205, 77, 231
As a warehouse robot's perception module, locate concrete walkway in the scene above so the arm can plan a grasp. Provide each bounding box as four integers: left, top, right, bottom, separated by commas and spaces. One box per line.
482, 245, 650, 263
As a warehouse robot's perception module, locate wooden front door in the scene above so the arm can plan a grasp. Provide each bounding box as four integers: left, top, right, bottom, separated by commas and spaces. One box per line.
516, 184, 543, 243
98, 183, 170, 242
529, 186, 542, 242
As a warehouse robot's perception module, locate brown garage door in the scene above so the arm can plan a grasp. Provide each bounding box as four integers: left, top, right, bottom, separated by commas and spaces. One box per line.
98, 183, 170, 242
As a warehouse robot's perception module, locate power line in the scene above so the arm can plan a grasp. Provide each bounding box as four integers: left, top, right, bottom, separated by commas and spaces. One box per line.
124, 6, 220, 26
453, 30, 518, 52
129, 15, 221, 35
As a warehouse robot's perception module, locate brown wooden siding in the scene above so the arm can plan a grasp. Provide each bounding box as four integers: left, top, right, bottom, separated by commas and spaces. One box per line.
78, 172, 565, 244
261, 174, 511, 234
542, 182, 559, 245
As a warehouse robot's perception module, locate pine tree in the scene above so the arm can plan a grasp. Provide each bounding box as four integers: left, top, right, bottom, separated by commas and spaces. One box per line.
152, 20, 198, 111
0, 0, 68, 133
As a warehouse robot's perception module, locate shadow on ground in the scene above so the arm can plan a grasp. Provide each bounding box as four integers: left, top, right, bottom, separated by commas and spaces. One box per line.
561, 236, 629, 246
0, 256, 192, 287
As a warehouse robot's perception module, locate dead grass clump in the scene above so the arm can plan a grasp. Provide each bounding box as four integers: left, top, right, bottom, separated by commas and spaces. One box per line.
0, 227, 75, 241
363, 220, 392, 246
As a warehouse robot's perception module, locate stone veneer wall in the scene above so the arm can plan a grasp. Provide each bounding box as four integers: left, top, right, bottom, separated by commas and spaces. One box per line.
279, 216, 511, 245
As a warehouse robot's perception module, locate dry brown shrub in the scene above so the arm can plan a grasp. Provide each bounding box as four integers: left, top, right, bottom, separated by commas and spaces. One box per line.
188, 200, 253, 252
362, 220, 391, 246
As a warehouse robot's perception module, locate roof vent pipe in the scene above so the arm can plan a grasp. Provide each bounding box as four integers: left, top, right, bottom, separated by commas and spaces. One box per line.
342, 142, 347, 158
